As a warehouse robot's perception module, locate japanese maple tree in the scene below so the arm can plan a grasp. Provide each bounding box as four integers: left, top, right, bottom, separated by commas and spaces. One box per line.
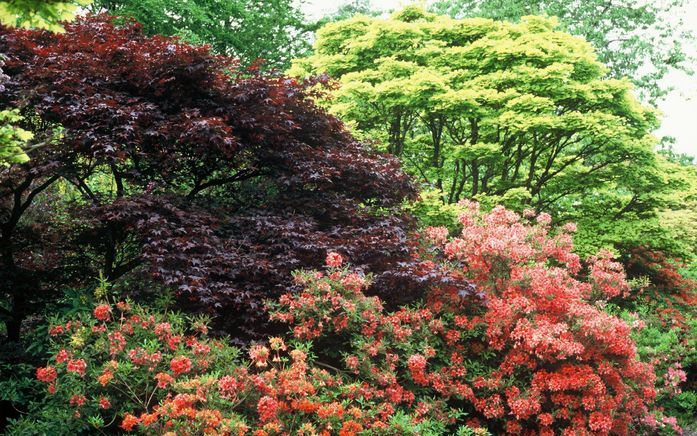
0, 15, 447, 340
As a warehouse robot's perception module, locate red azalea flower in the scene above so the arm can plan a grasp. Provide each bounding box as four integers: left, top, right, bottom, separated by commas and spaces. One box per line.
120, 413, 140, 432
325, 251, 343, 268
93, 303, 112, 321
155, 372, 175, 388
66, 359, 87, 376
99, 396, 111, 409
56, 349, 70, 363
36, 366, 57, 383
98, 369, 113, 386
257, 395, 278, 423
170, 356, 192, 376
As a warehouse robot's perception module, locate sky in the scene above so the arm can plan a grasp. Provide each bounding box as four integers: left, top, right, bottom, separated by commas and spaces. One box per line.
301, 0, 697, 158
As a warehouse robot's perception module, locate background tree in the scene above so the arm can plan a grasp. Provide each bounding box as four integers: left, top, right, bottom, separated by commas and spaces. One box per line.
88, 0, 309, 70
311, 0, 383, 26
654, 150, 697, 258
430, 0, 695, 102
0, 108, 31, 166
291, 7, 678, 258
570, 153, 696, 258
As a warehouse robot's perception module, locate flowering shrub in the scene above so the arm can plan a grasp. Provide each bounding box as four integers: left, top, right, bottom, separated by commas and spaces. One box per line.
16, 203, 682, 435
270, 203, 673, 435
18, 301, 239, 433
18, 300, 484, 435
624, 248, 697, 324
618, 249, 696, 430
620, 306, 696, 432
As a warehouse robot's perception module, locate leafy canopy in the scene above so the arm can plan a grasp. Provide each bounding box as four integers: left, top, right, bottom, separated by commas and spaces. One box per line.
0, 15, 449, 342
291, 7, 668, 257
88, 0, 309, 70
430, 0, 695, 102
0, 0, 90, 167
0, 0, 90, 32
0, 109, 31, 166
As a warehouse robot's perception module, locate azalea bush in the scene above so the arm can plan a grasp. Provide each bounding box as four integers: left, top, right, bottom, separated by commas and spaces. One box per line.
612, 250, 697, 431
270, 203, 678, 435
8, 301, 238, 434
625, 308, 696, 431
11, 299, 486, 435
624, 248, 697, 309
606, 248, 696, 430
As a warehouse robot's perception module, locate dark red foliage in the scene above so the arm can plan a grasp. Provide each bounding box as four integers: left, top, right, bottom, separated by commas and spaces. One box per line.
0, 15, 445, 339
625, 247, 696, 306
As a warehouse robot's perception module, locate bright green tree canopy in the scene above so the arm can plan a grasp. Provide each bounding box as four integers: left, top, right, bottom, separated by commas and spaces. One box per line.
0, 0, 90, 31
0, 109, 31, 166
429, 0, 695, 102
292, 7, 658, 200
291, 7, 688, 257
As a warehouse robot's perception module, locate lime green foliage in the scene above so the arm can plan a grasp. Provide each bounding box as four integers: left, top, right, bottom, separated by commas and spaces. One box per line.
430, 0, 694, 102
292, 7, 679, 257
0, 109, 32, 166
0, 0, 91, 31
89, 0, 308, 69
403, 188, 466, 233
572, 153, 697, 259
405, 186, 535, 236
658, 153, 697, 260
663, 206, 697, 258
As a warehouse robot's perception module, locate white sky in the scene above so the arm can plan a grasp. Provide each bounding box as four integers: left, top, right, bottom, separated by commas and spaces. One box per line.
301, 0, 697, 158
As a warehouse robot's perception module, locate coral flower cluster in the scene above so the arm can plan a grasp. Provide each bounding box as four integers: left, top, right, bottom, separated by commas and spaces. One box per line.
269, 203, 668, 435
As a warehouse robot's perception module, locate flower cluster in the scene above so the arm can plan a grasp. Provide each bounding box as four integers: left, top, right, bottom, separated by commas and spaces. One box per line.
35, 300, 479, 435
270, 203, 669, 435
93, 304, 112, 322
170, 356, 192, 376
664, 363, 687, 396
34, 301, 237, 434
588, 250, 631, 299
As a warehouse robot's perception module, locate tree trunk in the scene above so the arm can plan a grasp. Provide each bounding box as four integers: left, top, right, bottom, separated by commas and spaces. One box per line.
1, 237, 24, 343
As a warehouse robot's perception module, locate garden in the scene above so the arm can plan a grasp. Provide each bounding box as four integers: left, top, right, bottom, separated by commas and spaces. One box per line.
0, 1, 695, 435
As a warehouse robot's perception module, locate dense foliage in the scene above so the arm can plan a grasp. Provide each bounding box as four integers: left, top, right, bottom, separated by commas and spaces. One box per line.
292, 7, 657, 202
0, 3, 694, 435
14, 204, 688, 434
0, 15, 446, 342
429, 0, 694, 102
271, 205, 670, 435
290, 6, 693, 260
0, 0, 90, 31
88, 0, 309, 70
0, 108, 31, 165
0, 0, 87, 167
12, 299, 487, 435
